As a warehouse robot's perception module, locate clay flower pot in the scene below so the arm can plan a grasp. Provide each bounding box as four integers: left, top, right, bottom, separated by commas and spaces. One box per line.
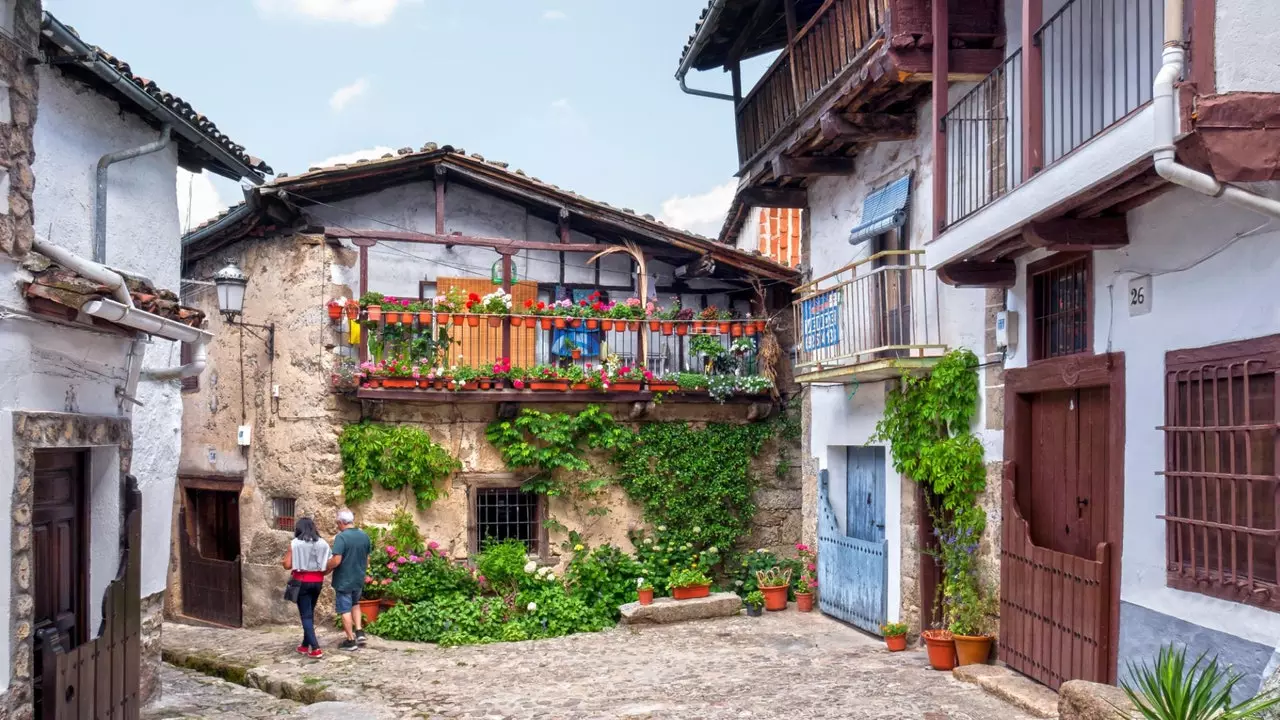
745, 324, 757, 336
358, 598, 382, 625
571, 382, 592, 391
571, 349, 582, 360
756, 320, 767, 331
380, 598, 399, 611
646, 381, 678, 393
671, 584, 710, 600
638, 588, 654, 606
462, 380, 480, 391
384, 312, 400, 325
718, 321, 731, 334
418, 311, 431, 324
760, 584, 788, 611
540, 317, 553, 330
795, 592, 814, 612
487, 316, 502, 328
746, 605, 763, 617
922, 630, 957, 671
510, 316, 524, 328
569, 318, 583, 329
586, 318, 599, 330
382, 378, 415, 389
437, 313, 450, 325
345, 303, 360, 320
367, 306, 382, 322
530, 380, 570, 392
730, 324, 743, 337
693, 321, 705, 333
953, 634, 993, 666
453, 314, 466, 327
661, 322, 674, 336
327, 303, 343, 320
648, 320, 661, 332
675, 323, 688, 336
467, 315, 481, 327
601, 319, 614, 331
611, 381, 642, 392
627, 321, 640, 331
885, 634, 908, 652
554, 317, 567, 329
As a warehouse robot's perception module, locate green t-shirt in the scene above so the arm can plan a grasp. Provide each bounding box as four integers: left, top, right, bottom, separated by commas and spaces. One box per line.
331, 528, 371, 593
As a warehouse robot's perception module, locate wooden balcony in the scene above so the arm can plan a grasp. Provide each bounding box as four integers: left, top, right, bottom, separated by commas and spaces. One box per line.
791, 250, 946, 384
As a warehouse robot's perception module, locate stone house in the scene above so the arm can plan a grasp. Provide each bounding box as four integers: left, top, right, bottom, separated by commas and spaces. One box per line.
174, 144, 803, 627
0, 7, 269, 720
677, 0, 1280, 697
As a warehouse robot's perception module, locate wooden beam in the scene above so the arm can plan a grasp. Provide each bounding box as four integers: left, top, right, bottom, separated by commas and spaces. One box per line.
820, 112, 916, 142
674, 254, 716, 280
557, 207, 571, 243
1073, 173, 1168, 218
1022, 0, 1044, 180
773, 154, 856, 178
323, 227, 610, 254
434, 165, 447, 235
936, 260, 1017, 288
739, 187, 808, 209
931, 0, 949, 237
1023, 217, 1130, 252
726, 0, 781, 64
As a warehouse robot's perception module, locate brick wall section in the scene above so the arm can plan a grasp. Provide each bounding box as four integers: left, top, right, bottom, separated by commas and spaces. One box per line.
757, 208, 803, 268
0, 0, 40, 258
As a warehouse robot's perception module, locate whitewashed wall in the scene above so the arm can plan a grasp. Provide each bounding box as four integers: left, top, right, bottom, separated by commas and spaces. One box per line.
1215, 0, 1280, 93
0, 65, 189, 683
1005, 185, 1280, 651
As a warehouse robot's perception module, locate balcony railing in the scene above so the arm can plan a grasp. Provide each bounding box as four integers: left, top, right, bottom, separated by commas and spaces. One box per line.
942, 0, 1165, 226
791, 250, 945, 381
735, 0, 888, 167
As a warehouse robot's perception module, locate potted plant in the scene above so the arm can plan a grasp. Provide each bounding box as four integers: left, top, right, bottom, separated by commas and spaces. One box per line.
611, 365, 649, 392
646, 371, 679, 393
479, 289, 511, 328
795, 544, 817, 612
881, 623, 909, 652
528, 365, 569, 392
360, 292, 385, 322
1122, 645, 1280, 720
668, 566, 712, 600
716, 308, 732, 335
674, 307, 694, 335
464, 292, 483, 326
735, 375, 774, 396
675, 372, 708, 394
637, 577, 654, 606
327, 298, 345, 321
922, 629, 957, 670
563, 336, 582, 360
950, 585, 996, 666
755, 566, 792, 611
744, 590, 765, 618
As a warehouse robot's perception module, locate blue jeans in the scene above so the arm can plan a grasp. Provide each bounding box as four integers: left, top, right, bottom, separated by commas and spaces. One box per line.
335, 588, 362, 616
296, 582, 323, 650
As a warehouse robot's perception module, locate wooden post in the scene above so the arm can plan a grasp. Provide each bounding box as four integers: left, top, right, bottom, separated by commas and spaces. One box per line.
500, 252, 513, 360
1022, 0, 1044, 180
784, 0, 802, 107
353, 238, 377, 363
730, 62, 743, 104
434, 165, 447, 235
931, 0, 950, 236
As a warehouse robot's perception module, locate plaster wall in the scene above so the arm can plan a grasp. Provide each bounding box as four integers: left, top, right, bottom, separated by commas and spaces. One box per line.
1004, 185, 1280, 680
1215, 0, 1280, 93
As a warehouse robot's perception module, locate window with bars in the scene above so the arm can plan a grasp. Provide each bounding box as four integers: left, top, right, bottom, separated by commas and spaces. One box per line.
1028, 253, 1091, 361
1162, 338, 1279, 610
272, 497, 296, 532
474, 487, 541, 553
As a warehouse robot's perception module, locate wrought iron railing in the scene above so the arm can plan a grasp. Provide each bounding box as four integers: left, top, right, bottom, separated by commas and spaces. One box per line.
735, 0, 888, 168
790, 250, 945, 378
943, 50, 1024, 226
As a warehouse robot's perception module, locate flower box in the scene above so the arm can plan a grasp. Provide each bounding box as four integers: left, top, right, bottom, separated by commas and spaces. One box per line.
610, 382, 642, 392
382, 378, 416, 389
671, 584, 710, 600
530, 380, 570, 392
647, 381, 679, 393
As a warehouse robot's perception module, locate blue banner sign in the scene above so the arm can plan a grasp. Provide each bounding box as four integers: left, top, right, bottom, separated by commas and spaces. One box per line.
801, 291, 841, 352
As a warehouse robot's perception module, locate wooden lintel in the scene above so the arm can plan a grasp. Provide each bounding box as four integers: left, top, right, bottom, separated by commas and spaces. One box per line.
739, 187, 808, 209
558, 208, 571, 243
324, 227, 609, 254
1023, 217, 1129, 252
895, 48, 1004, 80
773, 154, 856, 178
820, 111, 916, 142
936, 260, 1017, 288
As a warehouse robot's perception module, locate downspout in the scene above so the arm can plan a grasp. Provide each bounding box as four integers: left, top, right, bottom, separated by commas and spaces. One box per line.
31, 237, 132, 307
675, 0, 736, 102
1153, 0, 1280, 219
95, 126, 172, 263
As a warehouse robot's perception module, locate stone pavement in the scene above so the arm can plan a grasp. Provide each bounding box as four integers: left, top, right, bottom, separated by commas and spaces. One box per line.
162, 612, 1040, 719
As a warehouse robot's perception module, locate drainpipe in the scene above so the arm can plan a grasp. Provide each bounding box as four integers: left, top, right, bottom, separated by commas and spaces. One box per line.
95, 126, 172, 263
675, 0, 736, 102
31, 237, 133, 307
1153, 0, 1280, 219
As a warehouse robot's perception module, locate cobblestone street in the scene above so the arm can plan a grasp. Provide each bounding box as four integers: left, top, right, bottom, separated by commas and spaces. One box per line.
159, 613, 1038, 719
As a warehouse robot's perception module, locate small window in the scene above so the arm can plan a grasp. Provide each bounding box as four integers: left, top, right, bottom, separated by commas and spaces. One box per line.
181, 343, 199, 392
1163, 337, 1280, 610
272, 497, 296, 532
474, 487, 541, 554
1028, 253, 1091, 361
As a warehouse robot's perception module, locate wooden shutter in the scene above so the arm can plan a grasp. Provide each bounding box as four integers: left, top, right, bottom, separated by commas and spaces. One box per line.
436, 277, 538, 367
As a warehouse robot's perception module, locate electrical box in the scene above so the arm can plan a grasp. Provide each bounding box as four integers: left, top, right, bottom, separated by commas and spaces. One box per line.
272, 384, 281, 398
237, 425, 252, 446
995, 310, 1018, 352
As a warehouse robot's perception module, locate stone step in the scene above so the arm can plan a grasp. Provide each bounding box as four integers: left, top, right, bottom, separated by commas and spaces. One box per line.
619, 592, 743, 625
953, 664, 1060, 718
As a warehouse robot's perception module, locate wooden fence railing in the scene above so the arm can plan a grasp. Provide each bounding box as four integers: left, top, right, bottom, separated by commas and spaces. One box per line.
39, 488, 142, 720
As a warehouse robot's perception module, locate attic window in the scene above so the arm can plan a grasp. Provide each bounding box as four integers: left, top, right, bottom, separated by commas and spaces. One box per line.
272, 497, 296, 532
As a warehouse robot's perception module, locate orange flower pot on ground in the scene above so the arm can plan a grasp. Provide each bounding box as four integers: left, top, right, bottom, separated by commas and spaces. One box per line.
885, 634, 908, 652
638, 589, 654, 606
953, 634, 992, 666
760, 584, 788, 611
795, 593, 814, 612
671, 584, 710, 600
922, 630, 957, 671
358, 599, 382, 625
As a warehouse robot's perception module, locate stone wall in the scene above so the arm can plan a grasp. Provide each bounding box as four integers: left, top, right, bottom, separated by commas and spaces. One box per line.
177, 232, 802, 627
139, 591, 164, 703
0, 0, 40, 259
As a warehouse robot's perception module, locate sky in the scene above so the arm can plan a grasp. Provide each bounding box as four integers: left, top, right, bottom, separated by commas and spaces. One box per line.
43, 0, 751, 238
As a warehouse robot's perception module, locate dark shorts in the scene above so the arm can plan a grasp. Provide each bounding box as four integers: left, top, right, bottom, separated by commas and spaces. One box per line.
335, 588, 362, 615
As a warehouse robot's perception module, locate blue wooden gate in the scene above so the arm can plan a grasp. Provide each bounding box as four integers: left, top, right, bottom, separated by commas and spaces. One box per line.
817, 447, 888, 634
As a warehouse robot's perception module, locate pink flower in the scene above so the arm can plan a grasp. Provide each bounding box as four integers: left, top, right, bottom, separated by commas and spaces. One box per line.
428, 540, 439, 549
387, 545, 397, 555
381, 578, 392, 585
401, 299, 410, 307
387, 563, 399, 573
807, 563, 816, 571
365, 576, 374, 583
513, 380, 525, 389
796, 543, 808, 552
409, 555, 421, 563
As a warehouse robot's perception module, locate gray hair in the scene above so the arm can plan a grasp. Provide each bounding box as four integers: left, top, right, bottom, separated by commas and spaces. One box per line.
336, 509, 355, 525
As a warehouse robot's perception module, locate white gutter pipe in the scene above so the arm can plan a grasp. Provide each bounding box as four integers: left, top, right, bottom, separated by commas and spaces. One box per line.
1153, 0, 1280, 219
31, 237, 133, 307
95, 126, 172, 263
81, 299, 211, 382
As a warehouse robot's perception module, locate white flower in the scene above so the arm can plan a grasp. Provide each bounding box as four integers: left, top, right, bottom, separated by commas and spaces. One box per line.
707, 546, 718, 554
692, 526, 701, 534
735, 580, 744, 586
636, 577, 646, 587
757, 548, 769, 553
643, 538, 653, 545
523, 560, 538, 573
657, 525, 667, 532
527, 602, 537, 612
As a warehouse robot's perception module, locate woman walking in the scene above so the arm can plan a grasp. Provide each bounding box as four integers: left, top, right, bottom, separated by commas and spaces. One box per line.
281, 517, 330, 658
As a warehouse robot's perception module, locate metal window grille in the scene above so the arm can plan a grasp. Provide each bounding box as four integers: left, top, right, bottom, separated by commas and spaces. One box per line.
272, 497, 296, 532
1162, 349, 1279, 610
476, 488, 539, 553
1029, 254, 1090, 361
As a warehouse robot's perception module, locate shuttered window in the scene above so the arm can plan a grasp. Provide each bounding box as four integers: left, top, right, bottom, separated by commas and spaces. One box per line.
1163, 337, 1280, 609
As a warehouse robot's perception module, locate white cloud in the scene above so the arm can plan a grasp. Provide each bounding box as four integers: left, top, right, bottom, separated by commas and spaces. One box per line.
312, 146, 397, 169
542, 9, 567, 20
254, 0, 416, 26
177, 170, 231, 233
329, 78, 369, 112
550, 98, 571, 111
658, 180, 737, 238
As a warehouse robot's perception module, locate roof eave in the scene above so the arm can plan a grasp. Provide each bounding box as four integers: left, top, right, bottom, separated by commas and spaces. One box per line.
676, 0, 730, 80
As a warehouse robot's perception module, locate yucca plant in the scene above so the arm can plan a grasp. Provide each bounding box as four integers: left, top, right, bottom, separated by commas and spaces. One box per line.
1120, 645, 1280, 719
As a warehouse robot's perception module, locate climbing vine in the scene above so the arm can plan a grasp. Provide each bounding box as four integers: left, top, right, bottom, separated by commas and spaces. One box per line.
339, 422, 462, 509
483, 405, 633, 497
870, 348, 989, 631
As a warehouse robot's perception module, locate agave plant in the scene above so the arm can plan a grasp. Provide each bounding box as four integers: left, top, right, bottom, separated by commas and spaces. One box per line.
1120, 645, 1280, 720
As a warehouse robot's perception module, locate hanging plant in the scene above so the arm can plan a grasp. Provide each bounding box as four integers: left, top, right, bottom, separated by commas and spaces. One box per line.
339, 422, 461, 509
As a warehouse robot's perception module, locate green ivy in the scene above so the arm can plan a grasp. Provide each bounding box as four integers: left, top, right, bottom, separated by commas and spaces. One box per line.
339, 422, 462, 509
484, 405, 633, 496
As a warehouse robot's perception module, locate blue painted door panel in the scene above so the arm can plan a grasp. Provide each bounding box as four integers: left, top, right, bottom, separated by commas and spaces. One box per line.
846, 446, 886, 543
818, 458, 888, 635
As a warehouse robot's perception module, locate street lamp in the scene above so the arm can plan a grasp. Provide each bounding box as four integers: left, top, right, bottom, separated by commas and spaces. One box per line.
212, 259, 274, 360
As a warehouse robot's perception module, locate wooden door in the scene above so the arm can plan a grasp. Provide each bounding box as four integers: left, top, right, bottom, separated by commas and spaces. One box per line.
179, 486, 242, 627
1002, 384, 1115, 689
846, 446, 886, 543
33, 449, 88, 717
818, 452, 889, 635
871, 231, 911, 354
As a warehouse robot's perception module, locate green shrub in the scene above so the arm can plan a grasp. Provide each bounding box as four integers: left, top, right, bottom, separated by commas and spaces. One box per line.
475, 539, 534, 594
386, 552, 478, 604
563, 536, 643, 619
1122, 645, 1280, 720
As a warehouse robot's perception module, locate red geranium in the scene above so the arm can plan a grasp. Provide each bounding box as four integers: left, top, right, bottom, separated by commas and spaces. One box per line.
579, 300, 588, 307
524, 299, 534, 309
469, 292, 481, 302
465, 300, 475, 309
592, 301, 604, 312
536, 301, 546, 310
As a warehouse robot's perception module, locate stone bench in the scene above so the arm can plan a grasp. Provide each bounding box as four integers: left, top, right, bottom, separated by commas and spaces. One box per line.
619, 592, 743, 625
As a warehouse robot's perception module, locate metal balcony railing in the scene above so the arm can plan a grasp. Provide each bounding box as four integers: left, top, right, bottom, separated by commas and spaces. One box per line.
791, 250, 945, 379
943, 50, 1024, 226
735, 0, 888, 168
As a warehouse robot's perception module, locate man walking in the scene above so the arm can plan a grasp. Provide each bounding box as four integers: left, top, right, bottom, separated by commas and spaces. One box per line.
328, 509, 371, 651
